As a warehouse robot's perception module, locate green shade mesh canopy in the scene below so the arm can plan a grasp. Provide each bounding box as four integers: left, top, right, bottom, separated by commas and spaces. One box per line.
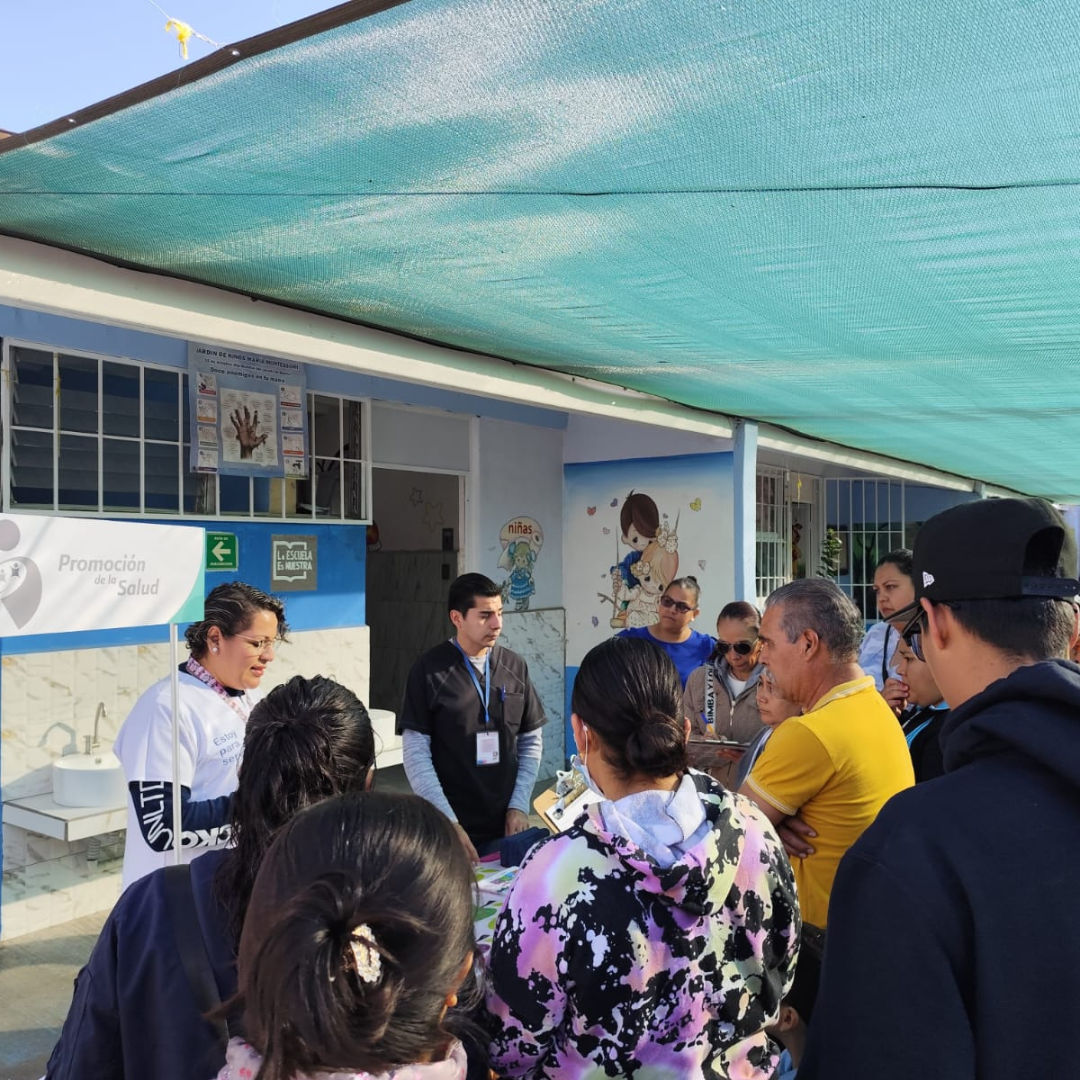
2, 0, 1080, 496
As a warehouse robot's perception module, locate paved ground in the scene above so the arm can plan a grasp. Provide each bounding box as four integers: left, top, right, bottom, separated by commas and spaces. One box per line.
0, 910, 107, 1080
0, 764, 553, 1080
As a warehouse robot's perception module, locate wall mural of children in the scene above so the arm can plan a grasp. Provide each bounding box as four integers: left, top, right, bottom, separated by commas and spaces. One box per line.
609, 491, 661, 628
615, 528, 680, 627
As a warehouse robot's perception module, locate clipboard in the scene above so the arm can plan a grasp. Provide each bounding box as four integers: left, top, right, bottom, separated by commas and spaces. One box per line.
686, 736, 749, 771
533, 765, 603, 832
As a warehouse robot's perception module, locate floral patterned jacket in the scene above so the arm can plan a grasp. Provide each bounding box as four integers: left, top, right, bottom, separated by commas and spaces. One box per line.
486, 772, 799, 1079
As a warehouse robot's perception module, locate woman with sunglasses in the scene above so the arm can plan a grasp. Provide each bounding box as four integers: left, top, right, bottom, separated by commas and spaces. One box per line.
683, 601, 766, 788
617, 575, 715, 687
114, 581, 287, 889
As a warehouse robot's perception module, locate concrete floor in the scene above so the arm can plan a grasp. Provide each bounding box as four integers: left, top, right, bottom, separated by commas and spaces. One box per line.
0, 765, 552, 1080
0, 910, 108, 1080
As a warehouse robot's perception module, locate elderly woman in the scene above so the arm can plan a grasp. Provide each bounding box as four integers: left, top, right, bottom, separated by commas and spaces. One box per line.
487, 636, 799, 1079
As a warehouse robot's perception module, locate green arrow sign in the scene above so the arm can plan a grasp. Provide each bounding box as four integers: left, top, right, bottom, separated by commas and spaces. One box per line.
205, 531, 238, 572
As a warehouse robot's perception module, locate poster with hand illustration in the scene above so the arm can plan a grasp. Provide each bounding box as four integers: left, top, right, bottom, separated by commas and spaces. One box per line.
188, 343, 309, 478
564, 453, 734, 670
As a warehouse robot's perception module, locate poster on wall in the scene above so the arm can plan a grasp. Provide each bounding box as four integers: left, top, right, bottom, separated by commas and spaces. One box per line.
187, 344, 309, 478
563, 453, 734, 669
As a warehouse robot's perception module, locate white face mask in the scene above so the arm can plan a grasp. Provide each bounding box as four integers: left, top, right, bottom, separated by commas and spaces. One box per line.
571, 724, 605, 798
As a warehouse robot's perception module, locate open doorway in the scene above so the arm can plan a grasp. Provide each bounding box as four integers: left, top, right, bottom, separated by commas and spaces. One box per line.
365, 467, 463, 713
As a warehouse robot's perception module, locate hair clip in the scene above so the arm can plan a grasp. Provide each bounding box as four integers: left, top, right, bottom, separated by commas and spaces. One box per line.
349, 923, 382, 985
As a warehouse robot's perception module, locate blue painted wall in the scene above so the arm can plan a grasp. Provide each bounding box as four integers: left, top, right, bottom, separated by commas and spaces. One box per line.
0, 305, 567, 430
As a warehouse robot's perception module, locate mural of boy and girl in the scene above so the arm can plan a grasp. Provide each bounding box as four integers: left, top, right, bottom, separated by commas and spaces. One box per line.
605, 491, 680, 629
492, 491, 682, 623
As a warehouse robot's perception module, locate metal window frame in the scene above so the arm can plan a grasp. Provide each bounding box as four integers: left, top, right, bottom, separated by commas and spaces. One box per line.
2, 338, 371, 525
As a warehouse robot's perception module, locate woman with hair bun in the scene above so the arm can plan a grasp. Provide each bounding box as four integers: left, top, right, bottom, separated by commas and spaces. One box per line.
219, 791, 477, 1080
115, 581, 287, 888
487, 635, 800, 1079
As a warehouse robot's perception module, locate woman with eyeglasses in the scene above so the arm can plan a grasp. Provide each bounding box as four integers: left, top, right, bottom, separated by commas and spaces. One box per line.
114, 581, 287, 889
683, 601, 766, 788
617, 575, 715, 686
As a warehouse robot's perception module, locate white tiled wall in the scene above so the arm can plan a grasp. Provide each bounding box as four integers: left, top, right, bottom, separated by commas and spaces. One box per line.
498, 608, 566, 780
1, 626, 369, 941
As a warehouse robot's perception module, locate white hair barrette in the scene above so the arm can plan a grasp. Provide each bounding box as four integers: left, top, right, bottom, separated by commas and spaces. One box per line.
349, 923, 382, 985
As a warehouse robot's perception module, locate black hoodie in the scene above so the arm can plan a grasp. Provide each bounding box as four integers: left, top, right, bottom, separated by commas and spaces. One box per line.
801, 659, 1080, 1080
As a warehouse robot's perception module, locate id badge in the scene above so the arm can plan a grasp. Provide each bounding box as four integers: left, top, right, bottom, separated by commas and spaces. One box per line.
476, 730, 500, 766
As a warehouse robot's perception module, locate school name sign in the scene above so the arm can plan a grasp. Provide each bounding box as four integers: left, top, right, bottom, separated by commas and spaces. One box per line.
0, 514, 205, 637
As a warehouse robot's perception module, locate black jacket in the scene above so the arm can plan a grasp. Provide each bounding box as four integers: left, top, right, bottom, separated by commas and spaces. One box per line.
46, 849, 236, 1080
801, 660, 1080, 1080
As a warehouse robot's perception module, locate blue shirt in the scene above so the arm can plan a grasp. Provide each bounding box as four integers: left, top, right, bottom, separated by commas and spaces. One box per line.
617, 626, 715, 687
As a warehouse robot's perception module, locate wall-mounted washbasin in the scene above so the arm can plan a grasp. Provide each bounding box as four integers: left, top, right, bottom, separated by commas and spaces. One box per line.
52, 752, 128, 808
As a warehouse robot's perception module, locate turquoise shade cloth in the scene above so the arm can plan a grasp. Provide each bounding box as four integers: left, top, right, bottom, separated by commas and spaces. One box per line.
2, 0, 1080, 496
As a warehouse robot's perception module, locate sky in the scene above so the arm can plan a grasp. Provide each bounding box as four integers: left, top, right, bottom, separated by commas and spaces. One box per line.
0, 0, 338, 132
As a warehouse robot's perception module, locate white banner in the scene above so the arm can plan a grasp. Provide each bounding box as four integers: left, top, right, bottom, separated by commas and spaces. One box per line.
0, 514, 205, 637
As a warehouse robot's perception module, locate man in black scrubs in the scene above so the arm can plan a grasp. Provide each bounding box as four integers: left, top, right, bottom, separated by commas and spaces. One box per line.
400, 573, 546, 860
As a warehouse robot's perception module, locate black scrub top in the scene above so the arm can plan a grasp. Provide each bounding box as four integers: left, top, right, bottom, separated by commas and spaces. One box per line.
399, 640, 546, 845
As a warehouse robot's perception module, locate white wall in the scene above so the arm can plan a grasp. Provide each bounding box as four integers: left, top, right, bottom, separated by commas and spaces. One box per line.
474, 417, 564, 610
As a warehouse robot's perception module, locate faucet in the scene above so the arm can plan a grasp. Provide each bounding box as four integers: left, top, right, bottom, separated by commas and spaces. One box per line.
39, 720, 78, 756
84, 702, 106, 756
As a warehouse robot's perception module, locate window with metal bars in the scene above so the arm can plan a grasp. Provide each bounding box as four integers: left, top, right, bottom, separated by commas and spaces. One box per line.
755, 466, 790, 606
3, 342, 369, 523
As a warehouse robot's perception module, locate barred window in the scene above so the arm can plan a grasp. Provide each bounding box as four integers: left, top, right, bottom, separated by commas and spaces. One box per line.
3, 342, 369, 523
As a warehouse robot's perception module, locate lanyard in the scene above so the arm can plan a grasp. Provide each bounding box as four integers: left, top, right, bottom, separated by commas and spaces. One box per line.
453, 640, 491, 727
184, 657, 254, 723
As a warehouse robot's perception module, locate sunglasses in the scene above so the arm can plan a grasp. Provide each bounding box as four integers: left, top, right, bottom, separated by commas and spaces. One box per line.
716, 640, 756, 657
660, 595, 695, 615
900, 603, 964, 662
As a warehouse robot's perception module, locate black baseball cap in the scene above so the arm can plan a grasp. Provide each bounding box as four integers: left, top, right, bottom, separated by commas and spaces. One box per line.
892, 497, 1080, 627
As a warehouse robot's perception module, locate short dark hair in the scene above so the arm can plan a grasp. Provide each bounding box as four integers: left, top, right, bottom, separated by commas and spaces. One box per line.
620, 491, 660, 539
572, 636, 687, 780
940, 537, 1075, 661
214, 675, 375, 942
766, 579, 865, 662
448, 573, 502, 617
666, 575, 701, 606
185, 581, 288, 659
717, 600, 761, 628
876, 549, 913, 579
233, 792, 476, 1080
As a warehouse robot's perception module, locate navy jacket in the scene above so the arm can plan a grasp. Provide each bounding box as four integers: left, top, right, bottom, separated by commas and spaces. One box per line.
46, 849, 238, 1080
801, 660, 1080, 1080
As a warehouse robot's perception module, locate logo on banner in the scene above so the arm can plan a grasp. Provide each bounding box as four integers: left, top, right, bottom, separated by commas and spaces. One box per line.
0, 520, 41, 628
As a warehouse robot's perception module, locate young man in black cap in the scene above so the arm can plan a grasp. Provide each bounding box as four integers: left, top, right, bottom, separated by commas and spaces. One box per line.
801, 497, 1080, 1080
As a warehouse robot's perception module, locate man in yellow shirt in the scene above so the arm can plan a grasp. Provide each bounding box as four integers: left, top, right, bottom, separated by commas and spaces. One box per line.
739, 579, 914, 926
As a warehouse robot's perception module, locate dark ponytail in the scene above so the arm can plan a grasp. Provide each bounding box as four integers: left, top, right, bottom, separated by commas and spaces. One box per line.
233, 792, 477, 1080
573, 637, 687, 780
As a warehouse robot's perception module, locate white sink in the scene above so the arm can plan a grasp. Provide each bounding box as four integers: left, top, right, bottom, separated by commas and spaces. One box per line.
52, 752, 128, 808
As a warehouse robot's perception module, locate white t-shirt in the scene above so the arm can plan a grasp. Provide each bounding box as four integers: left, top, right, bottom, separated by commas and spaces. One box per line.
727, 675, 749, 699
114, 671, 260, 890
